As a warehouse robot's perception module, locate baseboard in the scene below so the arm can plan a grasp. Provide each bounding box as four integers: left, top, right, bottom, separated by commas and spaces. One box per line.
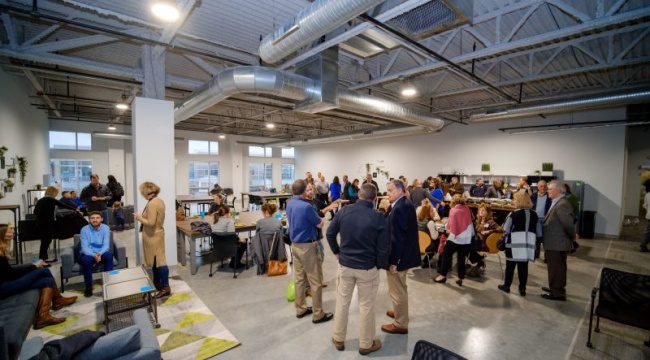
593, 233, 620, 240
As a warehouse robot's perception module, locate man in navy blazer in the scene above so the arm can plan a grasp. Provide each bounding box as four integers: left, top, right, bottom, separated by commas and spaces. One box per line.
382, 180, 420, 335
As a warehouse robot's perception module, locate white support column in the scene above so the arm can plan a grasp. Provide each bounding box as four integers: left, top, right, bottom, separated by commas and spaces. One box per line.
132, 97, 176, 266
142, 45, 166, 99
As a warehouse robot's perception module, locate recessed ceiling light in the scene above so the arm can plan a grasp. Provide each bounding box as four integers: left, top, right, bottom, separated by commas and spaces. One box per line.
218, 134, 226, 139
401, 86, 417, 97
151, 2, 180, 22
107, 124, 117, 131
115, 103, 129, 110
265, 123, 276, 129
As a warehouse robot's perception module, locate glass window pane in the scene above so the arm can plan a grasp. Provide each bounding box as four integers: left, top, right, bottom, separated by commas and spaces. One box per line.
188, 140, 209, 155
76, 133, 92, 150
49, 131, 76, 150
264, 147, 273, 157
209, 141, 219, 155
281, 147, 294, 158
249, 163, 264, 191
78, 160, 93, 187
189, 161, 215, 194
281, 164, 295, 186
210, 162, 219, 184
249, 146, 264, 157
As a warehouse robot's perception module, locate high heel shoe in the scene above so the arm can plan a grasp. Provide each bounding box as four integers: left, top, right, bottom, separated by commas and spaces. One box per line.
433, 276, 446, 283
456, 279, 463, 287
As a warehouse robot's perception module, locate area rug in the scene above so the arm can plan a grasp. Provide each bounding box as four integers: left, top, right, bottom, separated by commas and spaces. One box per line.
27, 274, 240, 359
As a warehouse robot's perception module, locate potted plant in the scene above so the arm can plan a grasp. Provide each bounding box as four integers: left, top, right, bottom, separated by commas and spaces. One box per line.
17, 157, 27, 184
0, 146, 7, 169
35, 184, 42, 190
481, 163, 490, 175
542, 162, 554, 176
7, 167, 16, 179
4, 179, 14, 192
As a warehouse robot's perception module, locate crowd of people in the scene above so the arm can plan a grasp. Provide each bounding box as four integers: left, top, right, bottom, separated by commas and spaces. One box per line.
284, 172, 580, 354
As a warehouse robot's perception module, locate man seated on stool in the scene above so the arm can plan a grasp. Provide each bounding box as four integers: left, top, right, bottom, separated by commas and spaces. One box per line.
80, 211, 113, 297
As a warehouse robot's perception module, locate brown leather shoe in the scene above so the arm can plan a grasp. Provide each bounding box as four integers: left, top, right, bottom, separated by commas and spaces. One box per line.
359, 339, 382, 355
34, 288, 66, 329
332, 338, 345, 351
386, 310, 395, 319
155, 286, 171, 299
52, 286, 77, 310
381, 323, 408, 334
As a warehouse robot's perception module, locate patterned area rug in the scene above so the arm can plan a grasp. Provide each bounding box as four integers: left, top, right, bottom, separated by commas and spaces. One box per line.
27, 274, 240, 359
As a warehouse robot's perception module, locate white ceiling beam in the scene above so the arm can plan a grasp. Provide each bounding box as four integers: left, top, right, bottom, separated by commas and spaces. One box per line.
23, 70, 62, 117
1, 13, 17, 48
535, 45, 566, 75
184, 54, 222, 75
546, 0, 591, 23
349, 7, 650, 90
502, 3, 541, 43
606, 0, 629, 16
159, 0, 196, 44
381, 48, 403, 77
277, 0, 430, 69
437, 28, 459, 54
463, 27, 492, 47
614, 26, 650, 61
473, 0, 544, 24
21, 16, 74, 47
21, 34, 118, 53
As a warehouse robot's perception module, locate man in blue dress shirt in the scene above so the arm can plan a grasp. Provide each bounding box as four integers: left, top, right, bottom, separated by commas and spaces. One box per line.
79, 211, 113, 297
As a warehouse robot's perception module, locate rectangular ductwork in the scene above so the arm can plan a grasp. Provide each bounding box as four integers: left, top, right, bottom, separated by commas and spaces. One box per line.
294, 47, 339, 114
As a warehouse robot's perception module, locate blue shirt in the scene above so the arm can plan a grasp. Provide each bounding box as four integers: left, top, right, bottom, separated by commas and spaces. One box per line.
430, 188, 445, 212
80, 224, 111, 256
286, 195, 321, 243
329, 183, 342, 201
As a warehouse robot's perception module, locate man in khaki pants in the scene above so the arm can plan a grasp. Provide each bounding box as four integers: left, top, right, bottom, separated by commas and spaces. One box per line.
383, 180, 420, 334
326, 183, 389, 355
286, 179, 333, 324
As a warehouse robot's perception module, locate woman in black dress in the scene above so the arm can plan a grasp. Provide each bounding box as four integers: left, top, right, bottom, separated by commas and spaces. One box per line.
34, 186, 78, 260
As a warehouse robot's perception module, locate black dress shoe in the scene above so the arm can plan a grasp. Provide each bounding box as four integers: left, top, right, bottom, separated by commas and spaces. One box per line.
541, 293, 566, 301
519, 289, 526, 296
296, 307, 312, 319
313, 312, 334, 324
84, 288, 93, 298
541, 287, 552, 293
497, 285, 510, 293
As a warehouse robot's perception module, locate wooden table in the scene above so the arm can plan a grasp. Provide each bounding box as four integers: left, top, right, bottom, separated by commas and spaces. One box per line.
176, 211, 271, 275
176, 195, 214, 214
240, 191, 292, 209
0, 205, 21, 263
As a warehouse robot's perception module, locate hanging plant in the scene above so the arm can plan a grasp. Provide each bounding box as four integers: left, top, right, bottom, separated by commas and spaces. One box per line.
481, 163, 491, 172
0, 146, 7, 169
7, 167, 16, 179
17, 157, 27, 184
4, 179, 14, 192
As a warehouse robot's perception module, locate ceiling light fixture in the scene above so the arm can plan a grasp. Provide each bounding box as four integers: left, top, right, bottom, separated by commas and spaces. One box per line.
218, 134, 226, 139
265, 123, 276, 129
115, 103, 129, 110
151, 1, 180, 22
398, 76, 417, 97
107, 124, 117, 131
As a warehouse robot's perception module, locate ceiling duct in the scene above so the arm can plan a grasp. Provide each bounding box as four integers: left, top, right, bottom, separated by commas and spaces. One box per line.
293, 47, 339, 113
259, 0, 385, 64
470, 91, 650, 122
384, 0, 472, 40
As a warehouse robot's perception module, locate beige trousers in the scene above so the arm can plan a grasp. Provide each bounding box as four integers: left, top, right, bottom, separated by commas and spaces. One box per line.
292, 242, 324, 320
332, 265, 379, 349
386, 270, 409, 328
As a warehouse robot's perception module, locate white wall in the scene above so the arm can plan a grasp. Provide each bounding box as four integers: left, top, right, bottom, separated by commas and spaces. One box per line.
624, 125, 650, 216
295, 108, 627, 236
0, 68, 49, 223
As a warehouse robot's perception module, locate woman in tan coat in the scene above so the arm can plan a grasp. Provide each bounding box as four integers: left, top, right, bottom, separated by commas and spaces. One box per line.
134, 182, 170, 298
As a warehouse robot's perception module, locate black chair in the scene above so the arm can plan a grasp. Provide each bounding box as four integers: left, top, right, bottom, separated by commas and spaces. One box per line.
18, 219, 42, 263
209, 233, 241, 278
587, 267, 650, 348
411, 340, 467, 360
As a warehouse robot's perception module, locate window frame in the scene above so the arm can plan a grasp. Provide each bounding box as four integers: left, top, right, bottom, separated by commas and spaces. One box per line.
49, 158, 93, 191
188, 161, 220, 195
188, 140, 219, 155
49, 131, 92, 151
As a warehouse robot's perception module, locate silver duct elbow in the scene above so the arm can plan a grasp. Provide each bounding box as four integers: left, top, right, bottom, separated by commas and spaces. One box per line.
470, 91, 650, 122
259, 0, 385, 64
338, 90, 445, 131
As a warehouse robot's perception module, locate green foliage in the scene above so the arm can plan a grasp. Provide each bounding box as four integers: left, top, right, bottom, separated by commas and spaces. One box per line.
542, 163, 553, 172
481, 163, 490, 172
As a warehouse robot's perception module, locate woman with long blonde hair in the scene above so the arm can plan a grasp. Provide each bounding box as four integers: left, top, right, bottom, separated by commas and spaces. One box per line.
0, 224, 77, 329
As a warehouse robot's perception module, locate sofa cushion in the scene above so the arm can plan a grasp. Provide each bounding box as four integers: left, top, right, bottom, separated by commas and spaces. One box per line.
0, 303, 37, 359
75, 326, 141, 360
0, 289, 39, 311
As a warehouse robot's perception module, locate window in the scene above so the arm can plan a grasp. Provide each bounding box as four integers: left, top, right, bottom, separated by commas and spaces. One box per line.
188, 161, 219, 195
249, 163, 272, 191
188, 140, 218, 155
49, 159, 93, 191
281, 164, 295, 186
281, 147, 295, 158
249, 146, 272, 157
49, 131, 92, 150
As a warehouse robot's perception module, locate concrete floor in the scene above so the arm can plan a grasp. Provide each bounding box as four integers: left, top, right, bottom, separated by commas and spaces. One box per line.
27, 219, 650, 360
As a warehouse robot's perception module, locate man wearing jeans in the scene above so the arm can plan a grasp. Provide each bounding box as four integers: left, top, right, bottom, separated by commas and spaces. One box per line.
286, 179, 333, 324
327, 183, 389, 355
79, 211, 113, 297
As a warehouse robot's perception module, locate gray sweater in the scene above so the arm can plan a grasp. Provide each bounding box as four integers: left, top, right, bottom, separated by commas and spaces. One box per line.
256, 217, 283, 235
211, 217, 235, 233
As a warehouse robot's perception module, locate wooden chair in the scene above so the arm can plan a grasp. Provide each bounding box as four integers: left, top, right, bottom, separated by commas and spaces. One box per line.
484, 232, 504, 279
418, 231, 433, 276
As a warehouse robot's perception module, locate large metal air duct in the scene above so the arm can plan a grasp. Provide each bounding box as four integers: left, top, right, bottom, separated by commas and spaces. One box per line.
174, 66, 445, 131
259, 0, 385, 64
470, 91, 650, 122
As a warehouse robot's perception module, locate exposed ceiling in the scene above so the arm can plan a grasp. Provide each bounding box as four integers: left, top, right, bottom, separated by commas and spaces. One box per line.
1, 0, 649, 141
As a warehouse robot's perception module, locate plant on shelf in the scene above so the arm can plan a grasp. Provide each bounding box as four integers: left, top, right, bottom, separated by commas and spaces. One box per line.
4, 179, 14, 192
481, 163, 490, 173
7, 167, 16, 179
17, 157, 27, 184
35, 184, 42, 190
542, 163, 554, 172
0, 146, 7, 169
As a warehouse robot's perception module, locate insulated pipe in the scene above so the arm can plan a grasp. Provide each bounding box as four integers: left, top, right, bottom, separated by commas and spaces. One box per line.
259, 0, 385, 64
470, 91, 650, 122
174, 66, 446, 131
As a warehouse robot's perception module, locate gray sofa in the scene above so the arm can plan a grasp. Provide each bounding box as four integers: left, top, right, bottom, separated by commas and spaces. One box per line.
0, 285, 39, 360
18, 309, 161, 360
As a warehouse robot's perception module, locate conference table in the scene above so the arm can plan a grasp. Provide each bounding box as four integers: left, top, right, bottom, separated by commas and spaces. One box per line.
240, 191, 292, 209
176, 211, 279, 275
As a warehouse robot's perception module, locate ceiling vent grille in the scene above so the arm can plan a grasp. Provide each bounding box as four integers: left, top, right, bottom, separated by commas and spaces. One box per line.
385, 0, 472, 40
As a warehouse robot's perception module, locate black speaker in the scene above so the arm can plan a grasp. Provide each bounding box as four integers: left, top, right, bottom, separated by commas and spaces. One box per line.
580, 211, 596, 239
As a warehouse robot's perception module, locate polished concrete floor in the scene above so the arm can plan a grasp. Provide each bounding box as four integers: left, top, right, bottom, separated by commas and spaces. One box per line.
26, 219, 650, 360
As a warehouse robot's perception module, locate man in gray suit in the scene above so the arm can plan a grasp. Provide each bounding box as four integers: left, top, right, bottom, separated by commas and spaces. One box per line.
541, 180, 576, 301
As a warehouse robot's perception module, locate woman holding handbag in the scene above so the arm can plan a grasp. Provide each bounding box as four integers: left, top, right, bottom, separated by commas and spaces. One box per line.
134, 182, 170, 298
498, 192, 538, 296
434, 194, 474, 286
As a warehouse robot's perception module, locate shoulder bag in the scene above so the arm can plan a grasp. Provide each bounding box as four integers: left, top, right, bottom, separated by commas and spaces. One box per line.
268, 232, 288, 276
